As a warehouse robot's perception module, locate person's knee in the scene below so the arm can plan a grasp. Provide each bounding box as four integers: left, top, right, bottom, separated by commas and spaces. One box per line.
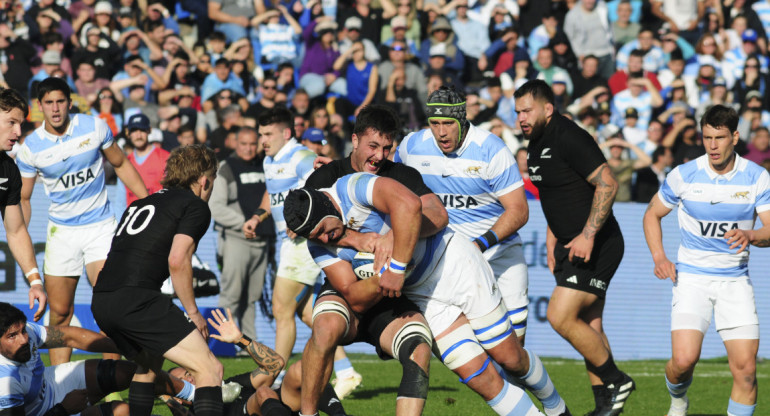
256, 385, 279, 405
96, 359, 135, 395
310, 320, 345, 351
670, 351, 699, 373
730, 357, 757, 381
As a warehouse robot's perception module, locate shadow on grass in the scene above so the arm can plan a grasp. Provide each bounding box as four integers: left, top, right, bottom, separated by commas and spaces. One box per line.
351, 386, 459, 400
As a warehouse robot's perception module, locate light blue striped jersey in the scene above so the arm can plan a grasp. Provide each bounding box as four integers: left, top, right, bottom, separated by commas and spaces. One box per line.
658, 154, 770, 279
308, 172, 451, 287
16, 114, 114, 226
263, 138, 316, 240
0, 322, 48, 414
395, 124, 523, 245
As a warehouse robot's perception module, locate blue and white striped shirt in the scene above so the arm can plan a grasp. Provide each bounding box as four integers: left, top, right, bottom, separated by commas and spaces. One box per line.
264, 138, 316, 240
308, 172, 450, 288
0, 322, 48, 415
395, 124, 523, 246
658, 154, 770, 279
16, 114, 115, 226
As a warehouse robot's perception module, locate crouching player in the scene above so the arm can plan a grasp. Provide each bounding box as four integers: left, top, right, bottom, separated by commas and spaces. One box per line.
285, 174, 570, 416
163, 308, 348, 416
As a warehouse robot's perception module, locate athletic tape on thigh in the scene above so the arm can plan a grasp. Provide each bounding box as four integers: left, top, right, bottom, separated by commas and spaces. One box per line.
434, 323, 485, 371
311, 300, 350, 338
96, 359, 119, 395
392, 321, 433, 358
469, 303, 514, 349
508, 306, 528, 337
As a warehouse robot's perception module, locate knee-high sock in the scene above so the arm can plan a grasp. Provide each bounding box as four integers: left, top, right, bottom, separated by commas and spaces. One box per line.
486, 380, 539, 416
193, 386, 223, 416
516, 348, 566, 415
727, 399, 755, 416
318, 383, 346, 415
128, 382, 154, 416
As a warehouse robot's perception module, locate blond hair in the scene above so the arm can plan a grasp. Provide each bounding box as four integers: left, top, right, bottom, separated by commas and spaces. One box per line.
161, 144, 218, 189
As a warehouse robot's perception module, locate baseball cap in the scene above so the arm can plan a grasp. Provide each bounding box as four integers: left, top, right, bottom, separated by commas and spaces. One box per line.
302, 127, 327, 145
746, 90, 762, 101
94, 1, 113, 15
118, 6, 133, 17
742, 29, 758, 43
431, 17, 452, 33
127, 113, 151, 131
41, 50, 61, 65
552, 72, 569, 85
597, 101, 611, 114
315, 20, 338, 34
624, 107, 638, 119
429, 43, 446, 58
712, 77, 727, 88
391, 15, 407, 30
493, 3, 508, 14
345, 16, 362, 30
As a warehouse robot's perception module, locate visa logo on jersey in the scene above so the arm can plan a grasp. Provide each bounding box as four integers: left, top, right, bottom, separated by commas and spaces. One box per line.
439, 194, 479, 208
58, 168, 95, 189
698, 221, 739, 238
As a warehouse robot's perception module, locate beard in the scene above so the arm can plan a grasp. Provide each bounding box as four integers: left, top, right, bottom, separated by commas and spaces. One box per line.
12, 344, 31, 362
522, 115, 547, 141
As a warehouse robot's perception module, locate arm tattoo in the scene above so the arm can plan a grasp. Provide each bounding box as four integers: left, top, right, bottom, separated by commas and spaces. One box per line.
754, 237, 770, 247
247, 342, 284, 378
584, 164, 617, 239
42, 327, 65, 349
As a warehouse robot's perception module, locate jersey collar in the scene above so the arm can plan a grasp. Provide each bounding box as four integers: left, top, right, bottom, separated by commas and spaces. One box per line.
274, 137, 299, 160
40, 114, 78, 142
700, 152, 745, 181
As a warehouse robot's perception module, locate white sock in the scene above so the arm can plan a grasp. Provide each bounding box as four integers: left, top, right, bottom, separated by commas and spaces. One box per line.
486, 379, 539, 416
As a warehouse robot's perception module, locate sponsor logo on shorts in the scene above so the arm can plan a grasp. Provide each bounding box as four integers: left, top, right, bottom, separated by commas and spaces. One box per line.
590, 278, 607, 291
566, 275, 578, 284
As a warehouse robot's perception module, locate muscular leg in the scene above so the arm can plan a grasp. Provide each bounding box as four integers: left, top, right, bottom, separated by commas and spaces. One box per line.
164, 331, 224, 416
272, 277, 308, 362
666, 330, 703, 385
85, 260, 121, 363
724, 338, 758, 406
300, 297, 353, 415
580, 297, 609, 387
44, 274, 79, 365
84, 359, 137, 403
547, 287, 610, 369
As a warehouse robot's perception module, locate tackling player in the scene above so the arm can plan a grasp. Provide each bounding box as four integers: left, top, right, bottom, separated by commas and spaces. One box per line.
17, 77, 148, 366
91, 144, 224, 416
0, 88, 46, 322
643, 105, 770, 416
286, 174, 568, 416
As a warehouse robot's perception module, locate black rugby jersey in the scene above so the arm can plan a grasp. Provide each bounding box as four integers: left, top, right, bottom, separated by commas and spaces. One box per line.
0, 152, 22, 218
305, 155, 432, 195
94, 187, 211, 292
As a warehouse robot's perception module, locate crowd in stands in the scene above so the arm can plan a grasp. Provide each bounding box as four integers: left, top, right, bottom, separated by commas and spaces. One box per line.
4, 0, 770, 205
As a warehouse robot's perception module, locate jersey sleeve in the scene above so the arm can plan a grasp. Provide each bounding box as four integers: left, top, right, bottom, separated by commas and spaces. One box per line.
294, 150, 317, 187
561, 124, 609, 180
176, 198, 212, 243
4, 160, 22, 206
394, 132, 413, 164
15, 144, 38, 177
27, 322, 47, 346
487, 145, 524, 198
0, 376, 24, 409
755, 169, 770, 213
96, 117, 115, 149
346, 173, 377, 207
658, 166, 684, 209
308, 240, 343, 269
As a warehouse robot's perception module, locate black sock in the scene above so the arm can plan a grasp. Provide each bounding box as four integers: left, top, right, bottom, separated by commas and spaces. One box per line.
594, 357, 624, 386
260, 397, 292, 416
591, 384, 607, 408
128, 381, 155, 416
318, 383, 346, 415
193, 386, 223, 416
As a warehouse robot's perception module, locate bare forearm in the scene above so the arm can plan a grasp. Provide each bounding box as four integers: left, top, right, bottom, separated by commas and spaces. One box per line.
749, 226, 770, 247
584, 165, 617, 238
21, 200, 31, 227
115, 163, 148, 198
418, 194, 448, 237
344, 277, 383, 313
170, 265, 198, 315
6, 229, 38, 277
643, 207, 666, 258
44, 326, 119, 353
490, 210, 527, 242
246, 340, 284, 382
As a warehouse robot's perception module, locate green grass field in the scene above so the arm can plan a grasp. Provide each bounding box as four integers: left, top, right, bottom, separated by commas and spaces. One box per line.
63, 353, 769, 415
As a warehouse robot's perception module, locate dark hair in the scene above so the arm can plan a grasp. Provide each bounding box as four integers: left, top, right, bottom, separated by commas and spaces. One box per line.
174, 50, 190, 62
257, 106, 294, 138
0, 303, 26, 337
513, 79, 555, 104
144, 19, 164, 33
161, 144, 218, 189
651, 145, 669, 163
353, 105, 400, 141
0, 88, 28, 116
700, 104, 738, 134
629, 49, 646, 59
208, 31, 227, 42
42, 31, 63, 46
36, 77, 71, 102
90, 87, 122, 114
177, 124, 195, 136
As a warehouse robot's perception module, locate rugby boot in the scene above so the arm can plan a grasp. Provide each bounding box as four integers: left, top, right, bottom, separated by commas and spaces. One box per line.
666, 395, 689, 416
595, 373, 635, 416
333, 371, 363, 399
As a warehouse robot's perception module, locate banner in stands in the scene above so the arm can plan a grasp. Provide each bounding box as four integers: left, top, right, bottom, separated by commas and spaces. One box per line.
3, 186, 769, 359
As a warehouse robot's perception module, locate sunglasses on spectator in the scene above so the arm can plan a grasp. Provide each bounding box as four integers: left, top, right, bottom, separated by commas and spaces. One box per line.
263, 84, 277, 90
746, 64, 759, 68
391, 45, 405, 51
99, 93, 114, 99
219, 94, 232, 99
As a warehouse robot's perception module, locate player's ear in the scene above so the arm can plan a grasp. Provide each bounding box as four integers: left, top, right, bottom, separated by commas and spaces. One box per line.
351, 134, 359, 149
203, 177, 211, 191
544, 102, 554, 118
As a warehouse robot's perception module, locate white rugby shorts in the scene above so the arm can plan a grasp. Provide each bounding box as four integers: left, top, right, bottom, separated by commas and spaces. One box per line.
671, 275, 759, 340
405, 236, 503, 336
484, 242, 529, 311
44, 218, 116, 277
43, 361, 87, 416
277, 237, 321, 286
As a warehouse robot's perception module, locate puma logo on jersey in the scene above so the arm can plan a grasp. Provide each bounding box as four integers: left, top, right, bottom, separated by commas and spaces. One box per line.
276, 168, 285, 174
465, 166, 482, 174
541, 148, 551, 158
529, 166, 540, 173
732, 191, 750, 199
78, 139, 91, 148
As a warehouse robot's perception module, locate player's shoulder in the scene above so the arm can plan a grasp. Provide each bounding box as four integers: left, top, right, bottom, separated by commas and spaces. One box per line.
736, 155, 769, 180
466, 124, 509, 154
400, 128, 431, 152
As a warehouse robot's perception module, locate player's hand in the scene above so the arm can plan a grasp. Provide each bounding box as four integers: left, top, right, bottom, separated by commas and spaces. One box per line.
725, 228, 752, 254
565, 233, 594, 263
652, 254, 678, 283
287, 229, 298, 240
372, 231, 394, 273
189, 311, 209, 340
208, 308, 243, 344
61, 389, 89, 414
378, 268, 404, 298
242, 217, 260, 239
28, 284, 47, 321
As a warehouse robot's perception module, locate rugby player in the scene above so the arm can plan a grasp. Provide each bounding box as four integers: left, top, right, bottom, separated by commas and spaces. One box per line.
0, 88, 46, 322
516, 80, 633, 415
17, 77, 147, 366
286, 174, 567, 416
643, 105, 770, 416
91, 145, 224, 416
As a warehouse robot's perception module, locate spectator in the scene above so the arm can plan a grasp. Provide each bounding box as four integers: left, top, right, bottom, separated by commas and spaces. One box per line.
74, 59, 110, 103
290, 88, 311, 119
425, 44, 462, 91
638, 118, 667, 156
420, 16, 465, 76
207, 0, 264, 50
737, 90, 770, 141
245, 76, 279, 124
117, 28, 161, 64
29, 51, 77, 96
201, 57, 247, 102
0, 23, 35, 98
123, 113, 170, 206
176, 124, 198, 147
254, 6, 302, 69
339, 17, 381, 63
661, 115, 703, 166
657, 49, 699, 108
381, 1, 420, 52
110, 55, 164, 102
611, 0, 640, 47
158, 52, 200, 106
744, 126, 770, 165
722, 29, 767, 88
40, 32, 73, 78
633, 145, 673, 203
733, 54, 770, 109
527, 10, 559, 61
563, 0, 616, 79
481, 27, 527, 78
209, 104, 244, 158
380, 15, 419, 56
534, 47, 573, 97
549, 31, 579, 76
141, 1, 181, 37
336, 0, 396, 45
209, 126, 273, 345
551, 72, 571, 114
651, 0, 704, 46
90, 87, 123, 135
191, 52, 214, 86
79, 1, 121, 49
616, 28, 666, 73
123, 83, 160, 128
300, 127, 327, 155
72, 25, 121, 80
334, 40, 378, 115
599, 136, 652, 202
299, 20, 344, 99
696, 77, 736, 122
379, 67, 424, 134
484, 3, 518, 41
448, 0, 488, 84
572, 55, 608, 100
608, 49, 662, 95
610, 76, 664, 129
378, 39, 428, 102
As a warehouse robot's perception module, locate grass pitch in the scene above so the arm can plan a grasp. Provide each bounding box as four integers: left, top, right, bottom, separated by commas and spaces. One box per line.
66, 354, 768, 415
